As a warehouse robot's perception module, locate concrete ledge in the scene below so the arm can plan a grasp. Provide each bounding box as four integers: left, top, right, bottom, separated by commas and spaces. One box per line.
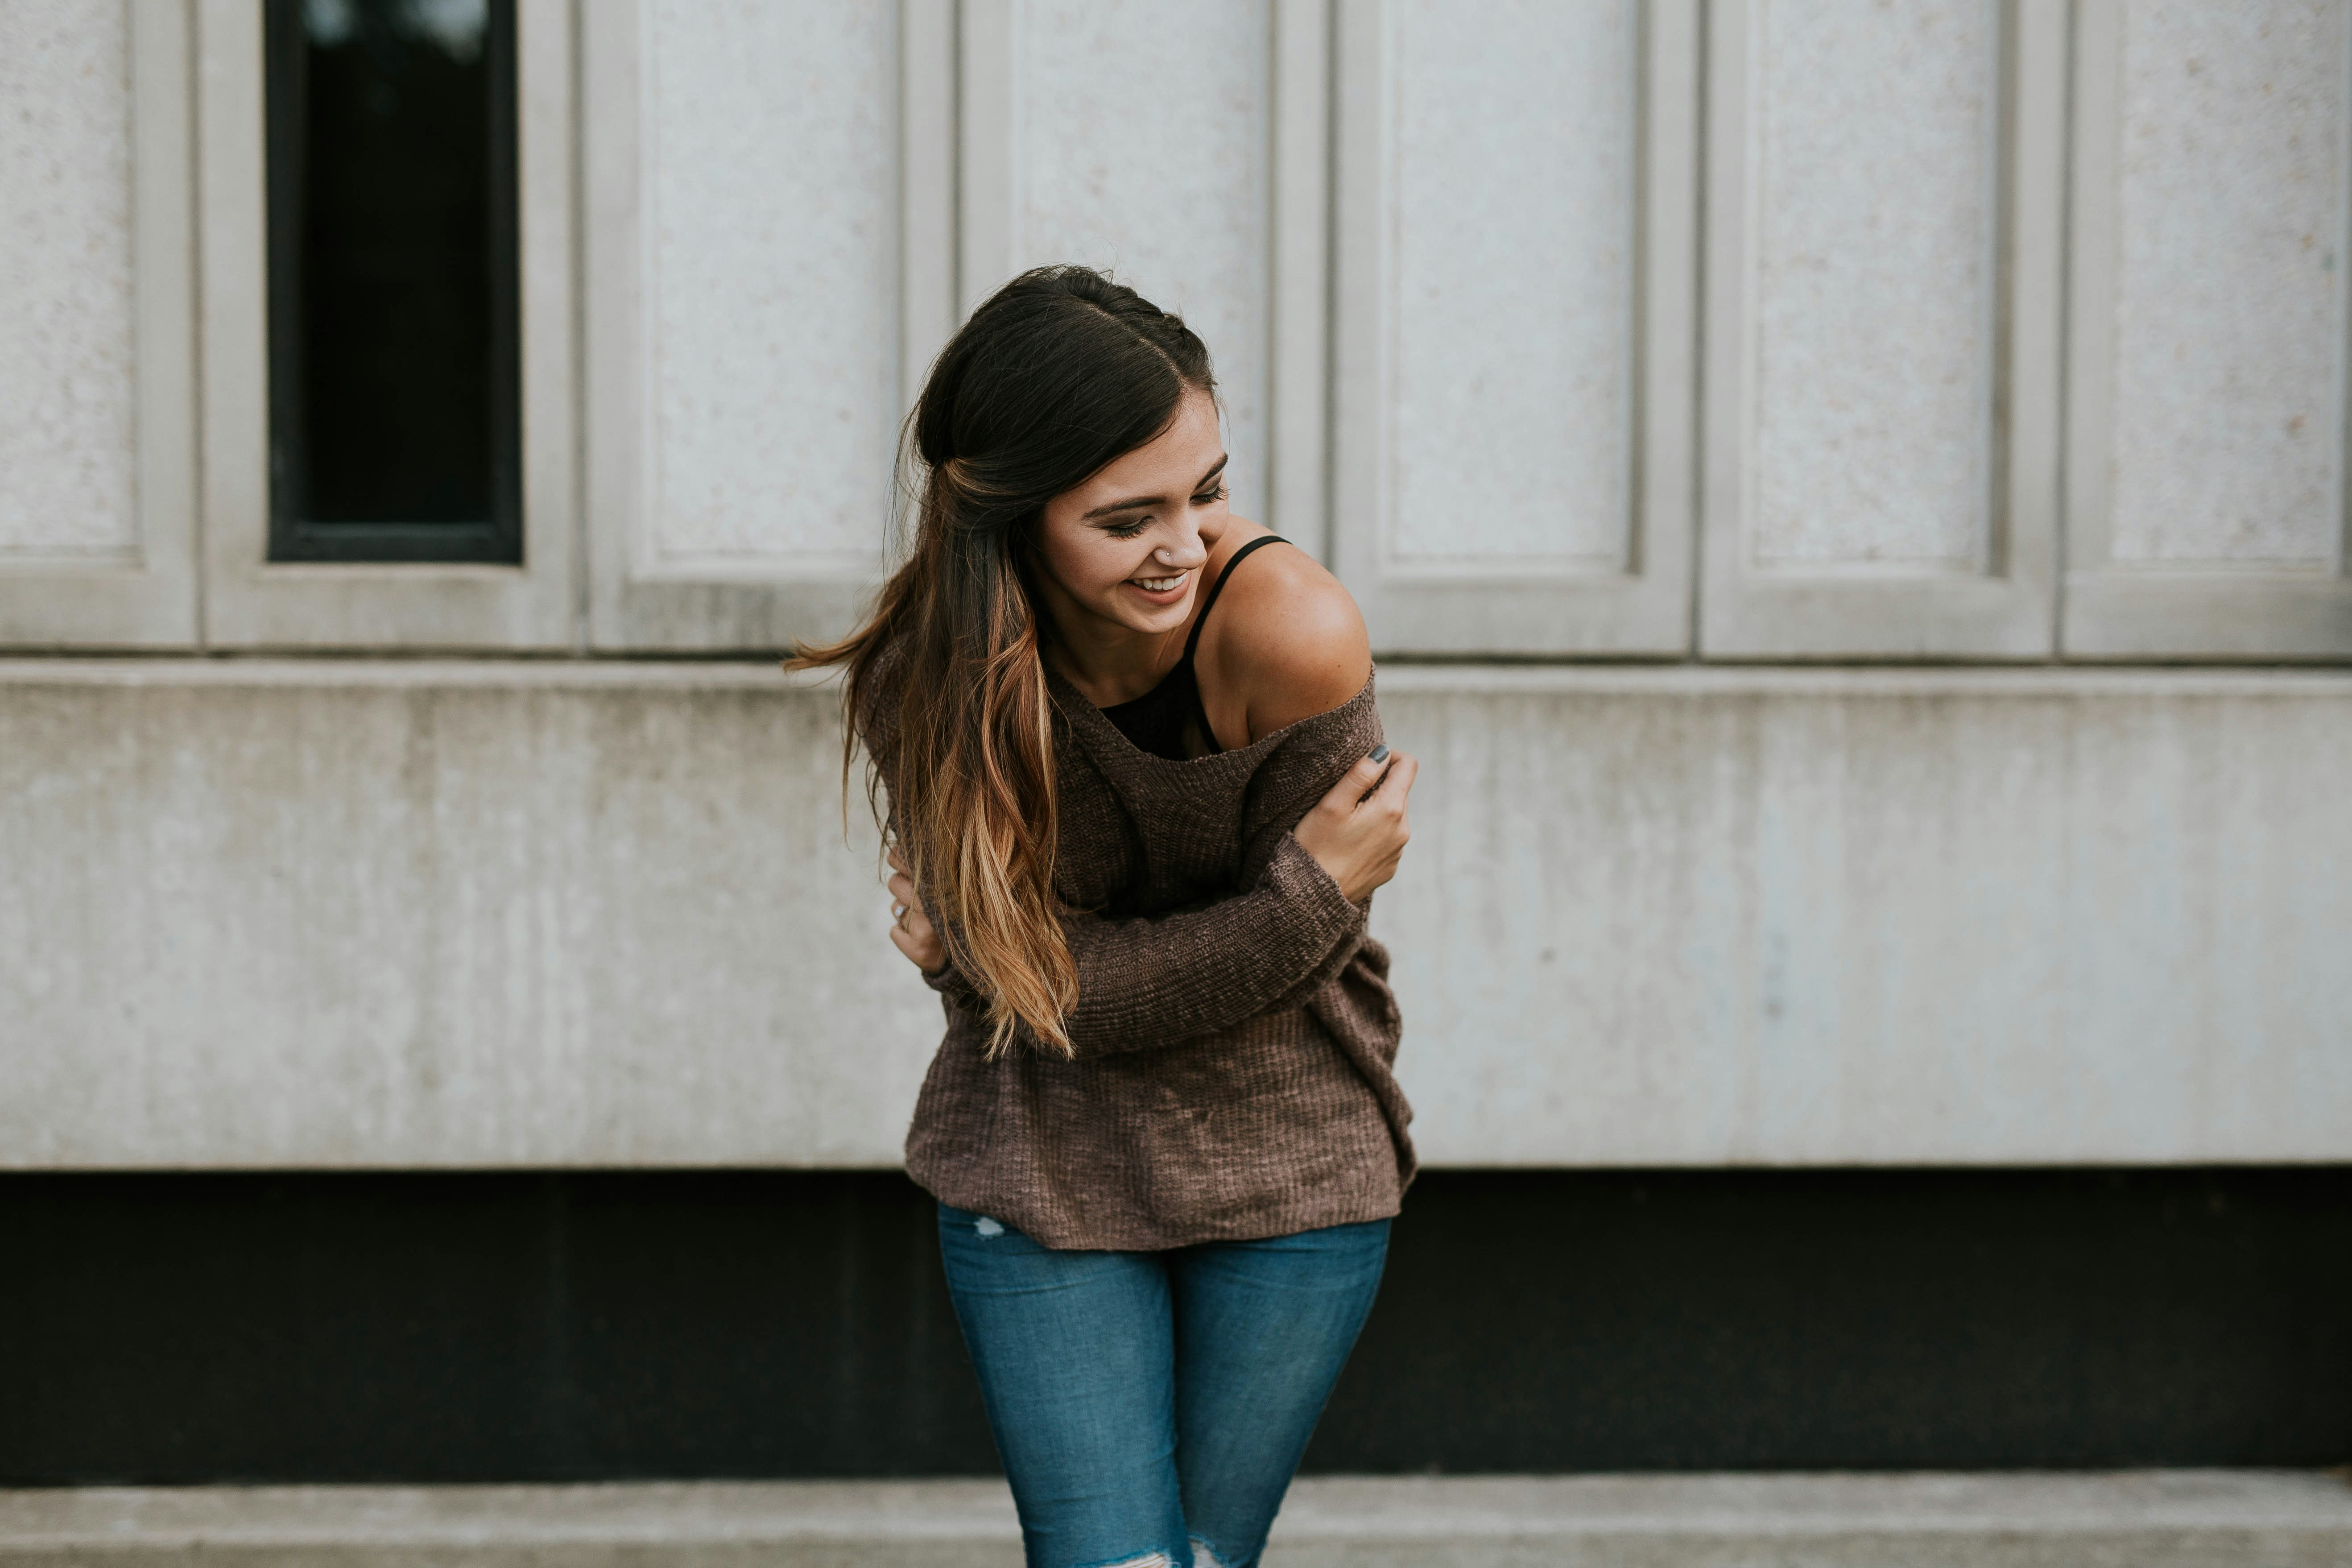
6, 659, 2351, 1167
3, 655, 2351, 697
2, 1473, 2348, 1567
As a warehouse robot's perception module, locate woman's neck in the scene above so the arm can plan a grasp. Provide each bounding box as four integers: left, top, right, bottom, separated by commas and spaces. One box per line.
1034, 584, 1186, 709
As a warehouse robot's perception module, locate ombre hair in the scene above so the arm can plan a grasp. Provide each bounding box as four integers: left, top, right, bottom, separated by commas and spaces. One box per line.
790, 266, 1216, 1057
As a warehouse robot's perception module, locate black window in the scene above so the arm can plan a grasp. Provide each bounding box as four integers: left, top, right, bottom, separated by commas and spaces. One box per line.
265, 0, 520, 563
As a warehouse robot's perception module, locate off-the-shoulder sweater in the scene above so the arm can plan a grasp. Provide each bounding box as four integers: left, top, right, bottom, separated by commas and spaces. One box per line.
882, 662, 1416, 1250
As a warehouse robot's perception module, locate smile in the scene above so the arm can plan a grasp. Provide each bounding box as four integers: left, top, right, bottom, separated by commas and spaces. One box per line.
1129, 572, 1189, 593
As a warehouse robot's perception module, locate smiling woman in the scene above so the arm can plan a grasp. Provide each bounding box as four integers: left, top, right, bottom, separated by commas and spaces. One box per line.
787, 266, 1416, 1568
1030, 388, 1369, 762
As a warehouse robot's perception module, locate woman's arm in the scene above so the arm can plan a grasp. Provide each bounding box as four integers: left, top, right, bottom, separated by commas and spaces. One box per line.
892, 708, 1416, 1058
1045, 745, 1412, 1055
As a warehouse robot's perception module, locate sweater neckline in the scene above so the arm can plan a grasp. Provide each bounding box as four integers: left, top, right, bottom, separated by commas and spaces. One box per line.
1043, 660, 1378, 772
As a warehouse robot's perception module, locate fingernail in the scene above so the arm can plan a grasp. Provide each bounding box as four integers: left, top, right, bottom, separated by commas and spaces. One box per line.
1369, 743, 1389, 762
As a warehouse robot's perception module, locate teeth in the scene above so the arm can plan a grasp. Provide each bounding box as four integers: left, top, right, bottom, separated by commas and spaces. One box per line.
1133, 575, 1184, 592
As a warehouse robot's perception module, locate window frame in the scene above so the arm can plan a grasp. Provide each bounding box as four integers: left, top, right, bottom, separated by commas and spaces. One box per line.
194, 0, 575, 649
0, 0, 200, 650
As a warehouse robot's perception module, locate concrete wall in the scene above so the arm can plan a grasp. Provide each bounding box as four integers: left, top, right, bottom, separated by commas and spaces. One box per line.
4, 662, 2345, 1171
2, 4, 2349, 1175
0, 0, 138, 562
8, 1, 2352, 656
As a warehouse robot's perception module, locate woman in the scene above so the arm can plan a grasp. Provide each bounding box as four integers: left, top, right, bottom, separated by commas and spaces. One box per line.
793, 267, 1417, 1568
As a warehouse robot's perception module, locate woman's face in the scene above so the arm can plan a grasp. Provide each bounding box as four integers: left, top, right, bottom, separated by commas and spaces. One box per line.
1031, 387, 1229, 646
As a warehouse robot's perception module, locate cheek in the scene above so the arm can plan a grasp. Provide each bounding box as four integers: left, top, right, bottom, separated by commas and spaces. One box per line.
1040, 525, 1134, 594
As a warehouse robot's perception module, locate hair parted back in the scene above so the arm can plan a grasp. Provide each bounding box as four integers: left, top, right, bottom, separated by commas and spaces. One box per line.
789, 265, 1216, 1058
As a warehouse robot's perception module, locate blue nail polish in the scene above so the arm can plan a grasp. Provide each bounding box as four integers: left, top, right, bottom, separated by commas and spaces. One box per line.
1369, 743, 1389, 762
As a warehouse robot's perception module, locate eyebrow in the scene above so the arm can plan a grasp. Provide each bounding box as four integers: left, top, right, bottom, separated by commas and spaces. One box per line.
1081, 455, 1229, 520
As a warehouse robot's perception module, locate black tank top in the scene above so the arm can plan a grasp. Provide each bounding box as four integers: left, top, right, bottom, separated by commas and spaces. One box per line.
1099, 534, 1289, 761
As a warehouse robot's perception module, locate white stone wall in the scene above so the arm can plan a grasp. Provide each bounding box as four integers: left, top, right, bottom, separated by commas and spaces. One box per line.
2108, 1, 2348, 567
638, 0, 902, 569
2, 663, 2346, 1170
1, 2, 2349, 1171
1748, 0, 1997, 572
0, 0, 138, 560
1386, 0, 1637, 570
5, 0, 2348, 650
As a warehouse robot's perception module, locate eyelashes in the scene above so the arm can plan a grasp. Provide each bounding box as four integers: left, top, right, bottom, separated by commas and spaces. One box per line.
1100, 483, 1229, 540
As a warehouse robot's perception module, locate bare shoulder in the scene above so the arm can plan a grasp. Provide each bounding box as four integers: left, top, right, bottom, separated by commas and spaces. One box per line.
1199, 533, 1372, 743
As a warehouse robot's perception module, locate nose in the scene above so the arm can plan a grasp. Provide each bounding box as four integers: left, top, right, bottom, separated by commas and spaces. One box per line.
1154, 534, 1207, 572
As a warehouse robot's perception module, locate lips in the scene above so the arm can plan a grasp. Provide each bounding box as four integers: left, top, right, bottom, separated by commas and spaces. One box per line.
1127, 571, 1189, 596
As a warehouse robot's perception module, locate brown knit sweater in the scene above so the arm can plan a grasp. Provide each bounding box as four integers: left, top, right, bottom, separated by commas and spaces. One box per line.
881, 661, 1416, 1251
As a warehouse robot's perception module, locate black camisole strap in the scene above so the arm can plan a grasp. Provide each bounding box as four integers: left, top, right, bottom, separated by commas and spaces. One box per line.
1180, 534, 1288, 751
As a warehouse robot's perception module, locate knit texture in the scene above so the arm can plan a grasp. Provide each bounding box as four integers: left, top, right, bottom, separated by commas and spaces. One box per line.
880, 659, 1416, 1251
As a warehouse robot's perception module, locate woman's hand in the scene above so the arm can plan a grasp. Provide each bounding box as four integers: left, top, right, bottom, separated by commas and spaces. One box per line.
1294, 745, 1418, 902
885, 846, 947, 971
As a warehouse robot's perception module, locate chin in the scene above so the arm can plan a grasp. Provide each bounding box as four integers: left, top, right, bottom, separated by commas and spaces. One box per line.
1114, 603, 1182, 636
1105, 579, 1194, 629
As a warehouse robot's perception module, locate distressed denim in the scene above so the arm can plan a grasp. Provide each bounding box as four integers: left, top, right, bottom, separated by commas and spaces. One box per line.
936, 1203, 1390, 1568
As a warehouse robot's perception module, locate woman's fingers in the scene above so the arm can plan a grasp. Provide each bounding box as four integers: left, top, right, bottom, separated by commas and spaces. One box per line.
1295, 745, 1418, 902
889, 920, 942, 968
887, 900, 943, 968
1319, 747, 1391, 814
881, 857, 945, 968
1370, 750, 1418, 811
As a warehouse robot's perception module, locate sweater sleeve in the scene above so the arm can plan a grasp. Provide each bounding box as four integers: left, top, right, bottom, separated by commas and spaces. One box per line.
1023, 681, 1385, 1059
923, 834, 1365, 1056
1047, 832, 1366, 1058
894, 667, 1388, 1059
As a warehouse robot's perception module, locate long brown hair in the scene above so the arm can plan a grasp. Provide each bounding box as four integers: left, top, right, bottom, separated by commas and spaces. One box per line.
790, 267, 1216, 1057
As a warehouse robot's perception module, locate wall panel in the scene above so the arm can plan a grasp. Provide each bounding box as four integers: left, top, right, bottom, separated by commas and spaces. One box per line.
961, 0, 1276, 525
0, 0, 196, 647
639, 1, 901, 569
1388, 0, 1636, 571
585, 0, 954, 650
1701, 0, 2061, 658
1331, 0, 1698, 654
2066, 0, 2352, 657
1748, 0, 1996, 572
2111, 4, 2347, 569
0, 0, 137, 559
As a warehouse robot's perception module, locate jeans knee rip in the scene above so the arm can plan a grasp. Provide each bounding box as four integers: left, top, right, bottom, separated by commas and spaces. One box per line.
1189, 1537, 1234, 1568
1074, 1554, 1172, 1568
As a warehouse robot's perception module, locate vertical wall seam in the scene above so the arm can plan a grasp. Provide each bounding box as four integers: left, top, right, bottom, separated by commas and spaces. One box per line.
569, 0, 590, 656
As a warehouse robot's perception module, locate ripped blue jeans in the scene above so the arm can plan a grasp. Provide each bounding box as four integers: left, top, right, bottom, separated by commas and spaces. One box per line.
936, 1204, 1390, 1568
